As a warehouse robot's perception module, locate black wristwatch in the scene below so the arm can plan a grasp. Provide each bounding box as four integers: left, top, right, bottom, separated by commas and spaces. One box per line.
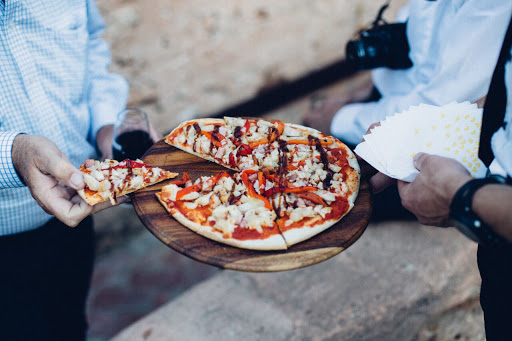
449, 174, 508, 246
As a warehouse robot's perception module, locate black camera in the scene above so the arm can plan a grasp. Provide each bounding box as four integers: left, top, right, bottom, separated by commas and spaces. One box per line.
345, 4, 413, 70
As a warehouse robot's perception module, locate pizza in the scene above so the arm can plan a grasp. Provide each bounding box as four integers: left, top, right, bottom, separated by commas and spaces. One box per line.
158, 117, 360, 250
156, 171, 286, 250
78, 159, 178, 205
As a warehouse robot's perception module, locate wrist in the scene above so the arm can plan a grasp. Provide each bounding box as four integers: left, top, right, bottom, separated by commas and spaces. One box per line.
96, 124, 114, 158
10, 133, 29, 186
447, 175, 473, 203
449, 175, 508, 245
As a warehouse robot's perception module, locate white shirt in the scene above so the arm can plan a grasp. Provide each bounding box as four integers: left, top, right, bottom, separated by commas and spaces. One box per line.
490, 46, 512, 177
331, 0, 512, 145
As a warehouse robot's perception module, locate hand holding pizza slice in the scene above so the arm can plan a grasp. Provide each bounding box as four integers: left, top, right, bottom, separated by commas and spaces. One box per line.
78, 159, 178, 206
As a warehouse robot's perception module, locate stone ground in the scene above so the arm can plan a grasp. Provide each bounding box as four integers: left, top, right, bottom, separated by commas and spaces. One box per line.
86, 73, 486, 341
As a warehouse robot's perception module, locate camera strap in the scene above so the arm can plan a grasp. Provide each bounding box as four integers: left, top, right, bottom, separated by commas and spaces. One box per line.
371, 1, 392, 27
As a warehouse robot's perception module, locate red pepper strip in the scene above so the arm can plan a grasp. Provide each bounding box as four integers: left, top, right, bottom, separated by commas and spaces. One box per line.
237, 144, 252, 156
295, 192, 327, 206
258, 172, 266, 194
283, 186, 318, 194
232, 137, 241, 147
229, 152, 237, 169
176, 184, 201, 200
243, 119, 251, 132
263, 187, 279, 198
201, 131, 222, 148
268, 129, 280, 144
241, 171, 272, 210
111, 159, 146, 170
212, 132, 227, 144
273, 121, 285, 135
127, 160, 146, 168
248, 137, 269, 149
170, 172, 191, 185
242, 169, 258, 175
267, 121, 285, 144
207, 172, 231, 186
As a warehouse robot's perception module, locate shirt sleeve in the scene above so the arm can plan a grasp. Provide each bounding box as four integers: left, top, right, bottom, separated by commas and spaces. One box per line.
0, 132, 26, 189
331, 0, 512, 146
86, 0, 129, 142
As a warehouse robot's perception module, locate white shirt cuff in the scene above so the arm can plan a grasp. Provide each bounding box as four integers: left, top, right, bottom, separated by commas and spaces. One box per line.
330, 103, 372, 146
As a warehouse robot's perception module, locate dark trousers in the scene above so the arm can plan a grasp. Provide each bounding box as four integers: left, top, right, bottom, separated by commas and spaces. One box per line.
478, 244, 512, 341
0, 217, 95, 341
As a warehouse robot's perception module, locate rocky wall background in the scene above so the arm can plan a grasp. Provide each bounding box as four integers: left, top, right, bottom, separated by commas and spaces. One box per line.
97, 0, 407, 133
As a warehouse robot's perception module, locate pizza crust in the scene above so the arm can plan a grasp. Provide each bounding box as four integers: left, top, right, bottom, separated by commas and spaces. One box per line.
156, 193, 287, 250
77, 190, 106, 206
280, 201, 354, 247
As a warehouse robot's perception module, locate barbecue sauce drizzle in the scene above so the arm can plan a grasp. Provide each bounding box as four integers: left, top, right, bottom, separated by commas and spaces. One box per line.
308, 135, 334, 189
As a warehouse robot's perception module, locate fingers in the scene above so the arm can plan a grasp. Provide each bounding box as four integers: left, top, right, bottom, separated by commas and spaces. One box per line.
359, 122, 381, 144
35, 182, 93, 227
369, 172, 396, 194
85, 159, 95, 168
40, 154, 84, 191
17, 135, 85, 191
475, 95, 486, 109
412, 152, 429, 171
364, 122, 381, 136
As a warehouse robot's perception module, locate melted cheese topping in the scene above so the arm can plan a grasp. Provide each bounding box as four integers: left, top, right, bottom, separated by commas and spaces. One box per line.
82, 158, 162, 204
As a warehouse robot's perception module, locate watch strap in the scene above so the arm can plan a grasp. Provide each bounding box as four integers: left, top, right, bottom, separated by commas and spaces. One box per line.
449, 175, 508, 246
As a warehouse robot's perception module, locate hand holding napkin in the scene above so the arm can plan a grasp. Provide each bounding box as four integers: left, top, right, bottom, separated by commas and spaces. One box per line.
354, 102, 487, 182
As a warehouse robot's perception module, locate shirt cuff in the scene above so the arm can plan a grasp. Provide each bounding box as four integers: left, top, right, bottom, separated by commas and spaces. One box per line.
89, 101, 124, 141
0, 132, 26, 188
89, 76, 129, 141
330, 103, 371, 146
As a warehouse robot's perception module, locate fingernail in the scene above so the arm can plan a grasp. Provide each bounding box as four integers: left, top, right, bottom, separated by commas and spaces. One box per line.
70, 172, 83, 189
413, 153, 423, 162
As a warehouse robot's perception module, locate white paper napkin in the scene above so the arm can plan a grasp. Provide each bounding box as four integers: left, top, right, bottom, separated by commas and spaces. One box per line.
354, 102, 487, 182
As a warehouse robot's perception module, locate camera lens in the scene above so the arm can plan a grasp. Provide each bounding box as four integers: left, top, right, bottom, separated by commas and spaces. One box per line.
346, 40, 365, 66
346, 38, 382, 70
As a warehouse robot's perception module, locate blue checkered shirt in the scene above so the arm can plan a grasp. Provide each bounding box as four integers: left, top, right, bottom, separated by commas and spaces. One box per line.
0, 0, 128, 235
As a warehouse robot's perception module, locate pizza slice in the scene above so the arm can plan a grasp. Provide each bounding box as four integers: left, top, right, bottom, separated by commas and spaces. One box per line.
273, 135, 360, 246
78, 159, 178, 205
156, 171, 287, 250
165, 117, 289, 172
165, 118, 241, 170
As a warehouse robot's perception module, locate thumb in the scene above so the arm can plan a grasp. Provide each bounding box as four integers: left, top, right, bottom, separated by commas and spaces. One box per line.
413, 152, 430, 171
40, 150, 84, 191
369, 172, 396, 194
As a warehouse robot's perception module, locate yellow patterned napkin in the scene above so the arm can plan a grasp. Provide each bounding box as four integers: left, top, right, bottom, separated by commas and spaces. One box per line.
355, 102, 487, 182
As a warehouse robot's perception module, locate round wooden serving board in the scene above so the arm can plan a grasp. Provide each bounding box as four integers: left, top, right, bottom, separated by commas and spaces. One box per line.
132, 139, 373, 272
